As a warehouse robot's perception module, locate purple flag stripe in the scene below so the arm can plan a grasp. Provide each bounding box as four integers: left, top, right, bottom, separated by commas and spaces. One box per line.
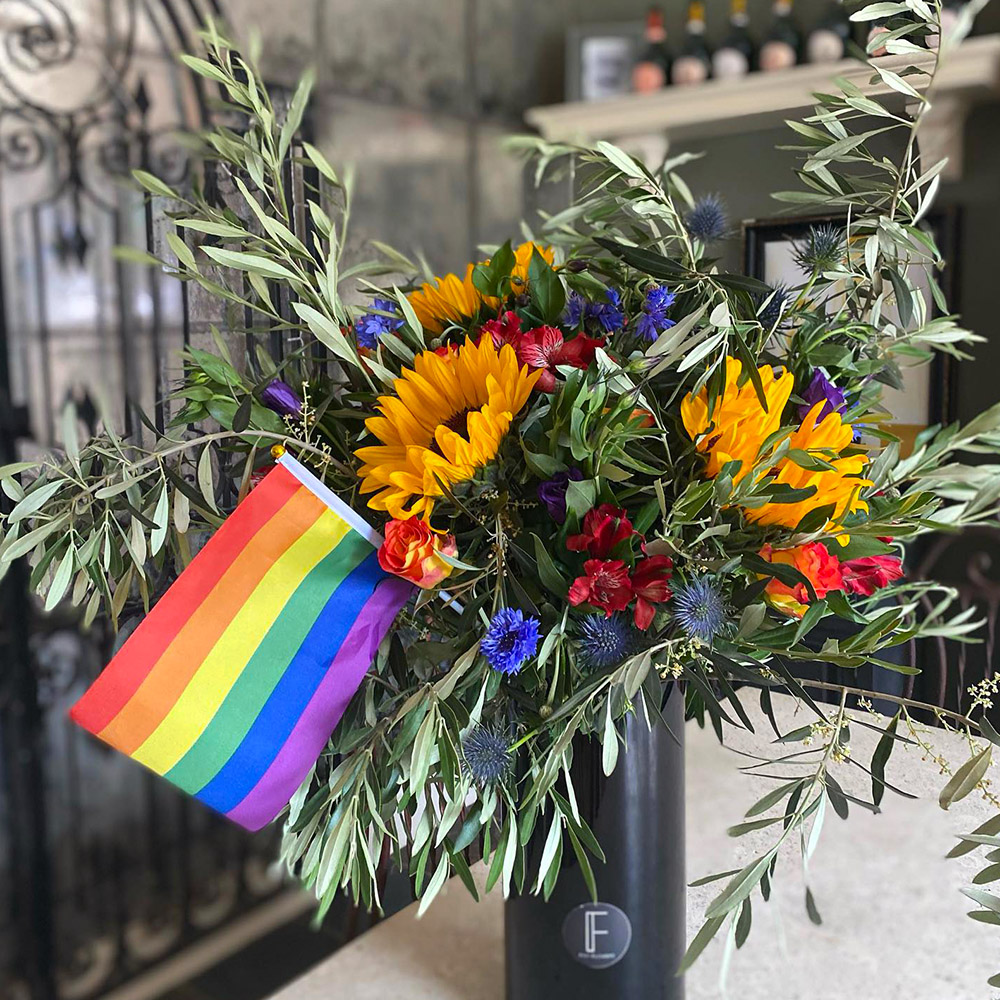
225, 575, 414, 831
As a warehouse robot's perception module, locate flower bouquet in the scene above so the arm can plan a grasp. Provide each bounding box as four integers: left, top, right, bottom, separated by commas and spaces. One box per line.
4, 5, 1000, 992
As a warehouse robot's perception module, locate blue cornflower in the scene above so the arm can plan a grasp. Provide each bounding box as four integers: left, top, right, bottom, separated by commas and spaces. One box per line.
562, 291, 586, 328
645, 285, 676, 313
635, 284, 677, 341
587, 287, 625, 333
462, 724, 514, 785
482, 608, 541, 675
576, 614, 640, 671
685, 194, 729, 242
672, 577, 728, 644
355, 297, 404, 349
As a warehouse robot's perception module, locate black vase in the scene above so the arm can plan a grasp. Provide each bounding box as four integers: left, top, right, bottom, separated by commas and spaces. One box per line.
505, 683, 686, 1000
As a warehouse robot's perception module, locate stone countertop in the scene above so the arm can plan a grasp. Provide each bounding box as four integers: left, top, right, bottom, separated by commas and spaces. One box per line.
267, 692, 999, 1000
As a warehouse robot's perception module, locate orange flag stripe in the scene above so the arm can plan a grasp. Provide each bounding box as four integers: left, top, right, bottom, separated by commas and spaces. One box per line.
98, 485, 326, 754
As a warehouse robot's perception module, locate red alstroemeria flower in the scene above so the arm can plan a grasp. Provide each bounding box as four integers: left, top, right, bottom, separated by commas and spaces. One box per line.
567, 504, 635, 558
433, 342, 460, 359
480, 310, 522, 349
841, 554, 904, 596
568, 558, 634, 616
516, 328, 606, 393
516, 325, 564, 392
630, 555, 674, 629
557, 332, 605, 368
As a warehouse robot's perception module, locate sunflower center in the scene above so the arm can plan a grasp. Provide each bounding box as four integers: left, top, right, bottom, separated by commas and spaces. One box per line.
444, 408, 472, 438
427, 407, 475, 458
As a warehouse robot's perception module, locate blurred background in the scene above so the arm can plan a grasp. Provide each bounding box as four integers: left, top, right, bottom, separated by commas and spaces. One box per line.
0, 2, 998, 999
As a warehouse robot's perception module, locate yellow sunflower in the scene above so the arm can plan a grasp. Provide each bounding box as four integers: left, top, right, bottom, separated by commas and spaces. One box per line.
744, 401, 872, 531
407, 241, 555, 334
355, 335, 540, 520
681, 358, 793, 482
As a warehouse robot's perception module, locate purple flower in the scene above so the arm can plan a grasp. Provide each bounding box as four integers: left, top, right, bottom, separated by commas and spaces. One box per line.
260, 378, 302, 418
482, 608, 541, 675
644, 285, 676, 313
355, 297, 404, 349
587, 287, 624, 333
633, 285, 677, 341
562, 292, 586, 328
538, 467, 583, 524
798, 369, 848, 423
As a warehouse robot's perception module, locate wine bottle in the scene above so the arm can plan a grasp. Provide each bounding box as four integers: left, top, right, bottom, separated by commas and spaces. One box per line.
671, 0, 712, 86
631, 6, 672, 92
712, 0, 755, 80
759, 0, 800, 72
805, 0, 851, 63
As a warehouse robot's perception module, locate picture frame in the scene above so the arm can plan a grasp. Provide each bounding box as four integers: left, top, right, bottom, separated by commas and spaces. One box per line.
565, 22, 644, 103
742, 209, 961, 453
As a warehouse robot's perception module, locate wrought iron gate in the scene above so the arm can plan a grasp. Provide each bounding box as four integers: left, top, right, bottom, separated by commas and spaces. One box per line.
0, 4, 297, 998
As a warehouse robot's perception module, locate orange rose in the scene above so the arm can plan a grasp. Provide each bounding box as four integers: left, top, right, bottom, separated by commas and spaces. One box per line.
378, 517, 457, 589
759, 542, 844, 618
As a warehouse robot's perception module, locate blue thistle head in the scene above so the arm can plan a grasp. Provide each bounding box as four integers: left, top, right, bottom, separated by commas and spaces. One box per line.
482, 608, 541, 675
462, 724, 514, 785
792, 224, 845, 273
756, 283, 790, 330
685, 194, 728, 242
576, 613, 640, 671
672, 577, 728, 644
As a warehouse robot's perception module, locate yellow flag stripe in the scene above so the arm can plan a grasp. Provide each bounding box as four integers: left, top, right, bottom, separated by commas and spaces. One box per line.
133, 509, 350, 773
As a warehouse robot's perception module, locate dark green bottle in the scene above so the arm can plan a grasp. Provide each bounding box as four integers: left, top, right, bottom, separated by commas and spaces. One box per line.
712, 0, 755, 79
631, 6, 672, 92
806, 0, 851, 63
671, 0, 712, 85
759, 0, 800, 72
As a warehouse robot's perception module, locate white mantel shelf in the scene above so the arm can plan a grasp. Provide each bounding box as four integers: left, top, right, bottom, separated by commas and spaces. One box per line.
525, 35, 1000, 179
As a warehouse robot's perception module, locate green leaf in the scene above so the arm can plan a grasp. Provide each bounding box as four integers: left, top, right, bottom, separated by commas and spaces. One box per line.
602, 700, 619, 776
166, 232, 196, 272
197, 445, 218, 513
595, 141, 648, 180
871, 711, 899, 807
132, 169, 177, 199
961, 887, 1000, 915
706, 853, 774, 919
201, 246, 299, 282
528, 249, 565, 324
564, 478, 597, 519
531, 533, 568, 598
972, 864, 1000, 885
150, 484, 169, 556
302, 141, 339, 185
178, 53, 232, 84
805, 887, 823, 925
939, 746, 992, 810
44, 546, 75, 611
292, 302, 361, 370
416, 855, 450, 916
279, 66, 315, 162
7, 480, 63, 521
678, 915, 726, 973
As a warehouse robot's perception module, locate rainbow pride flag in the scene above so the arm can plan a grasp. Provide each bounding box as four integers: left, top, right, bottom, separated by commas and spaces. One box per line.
70, 452, 413, 831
